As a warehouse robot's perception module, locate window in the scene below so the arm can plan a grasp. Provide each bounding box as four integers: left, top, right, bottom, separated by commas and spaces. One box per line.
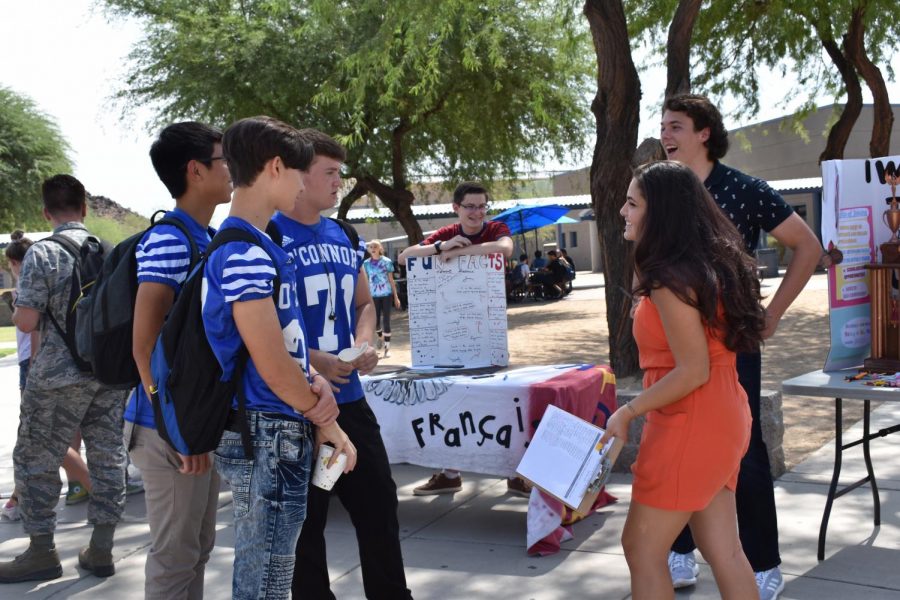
570, 232, 578, 247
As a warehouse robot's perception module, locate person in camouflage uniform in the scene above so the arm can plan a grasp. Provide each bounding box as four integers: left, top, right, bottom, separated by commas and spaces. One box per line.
0, 174, 128, 583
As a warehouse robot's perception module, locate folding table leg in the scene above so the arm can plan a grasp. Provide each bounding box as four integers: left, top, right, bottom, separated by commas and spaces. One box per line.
862, 400, 881, 526
818, 397, 843, 561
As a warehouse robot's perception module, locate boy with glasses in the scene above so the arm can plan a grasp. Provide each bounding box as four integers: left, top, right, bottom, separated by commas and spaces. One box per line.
126, 121, 231, 600
398, 182, 514, 495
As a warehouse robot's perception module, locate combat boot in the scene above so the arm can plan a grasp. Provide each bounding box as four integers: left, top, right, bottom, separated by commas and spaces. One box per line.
77, 523, 115, 577
0, 534, 62, 583
77, 546, 114, 577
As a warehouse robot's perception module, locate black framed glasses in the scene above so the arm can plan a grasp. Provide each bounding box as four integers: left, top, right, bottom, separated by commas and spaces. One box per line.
185, 155, 226, 169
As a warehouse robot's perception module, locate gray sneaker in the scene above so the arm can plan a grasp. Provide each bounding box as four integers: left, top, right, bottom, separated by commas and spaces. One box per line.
756, 566, 785, 600
668, 550, 699, 588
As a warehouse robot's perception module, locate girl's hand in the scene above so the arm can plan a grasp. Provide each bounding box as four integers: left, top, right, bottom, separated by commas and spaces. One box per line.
599, 404, 635, 445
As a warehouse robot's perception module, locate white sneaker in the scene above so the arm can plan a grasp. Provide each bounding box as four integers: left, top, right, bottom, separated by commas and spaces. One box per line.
668, 551, 699, 588
1, 498, 20, 521
756, 567, 785, 600
383, 349, 391, 358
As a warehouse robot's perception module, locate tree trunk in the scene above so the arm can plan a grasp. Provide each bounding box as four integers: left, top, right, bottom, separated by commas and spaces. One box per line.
337, 175, 424, 244
844, 1, 893, 157
665, 0, 701, 98
584, 0, 642, 378
336, 180, 369, 220
358, 175, 424, 245
819, 37, 863, 162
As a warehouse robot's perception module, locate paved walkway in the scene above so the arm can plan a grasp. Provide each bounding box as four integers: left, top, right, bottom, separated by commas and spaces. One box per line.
0, 339, 898, 597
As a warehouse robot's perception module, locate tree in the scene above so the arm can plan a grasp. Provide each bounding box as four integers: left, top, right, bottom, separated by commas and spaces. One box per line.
583, 0, 642, 376
102, 0, 592, 244
0, 86, 72, 231
631, 0, 897, 160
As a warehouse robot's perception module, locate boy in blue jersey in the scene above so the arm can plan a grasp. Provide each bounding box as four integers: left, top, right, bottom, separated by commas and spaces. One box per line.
271, 130, 412, 600
125, 121, 231, 600
203, 117, 357, 600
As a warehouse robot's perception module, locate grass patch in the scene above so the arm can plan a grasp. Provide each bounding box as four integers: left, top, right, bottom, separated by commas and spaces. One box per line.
0, 326, 16, 343
0, 348, 16, 358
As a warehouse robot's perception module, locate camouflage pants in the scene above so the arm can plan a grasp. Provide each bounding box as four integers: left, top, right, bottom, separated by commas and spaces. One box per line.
13, 379, 128, 535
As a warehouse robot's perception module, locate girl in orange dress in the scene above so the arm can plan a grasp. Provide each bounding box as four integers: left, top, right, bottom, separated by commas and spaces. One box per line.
601, 161, 765, 600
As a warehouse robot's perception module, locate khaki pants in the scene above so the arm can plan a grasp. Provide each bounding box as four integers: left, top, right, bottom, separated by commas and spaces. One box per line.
128, 423, 220, 600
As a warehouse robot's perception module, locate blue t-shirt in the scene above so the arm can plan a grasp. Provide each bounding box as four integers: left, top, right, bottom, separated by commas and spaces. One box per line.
202, 216, 310, 418
272, 214, 366, 405
125, 208, 213, 428
363, 256, 395, 298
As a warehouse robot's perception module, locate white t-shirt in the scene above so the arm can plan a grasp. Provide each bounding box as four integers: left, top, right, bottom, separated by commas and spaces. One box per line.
16, 327, 31, 363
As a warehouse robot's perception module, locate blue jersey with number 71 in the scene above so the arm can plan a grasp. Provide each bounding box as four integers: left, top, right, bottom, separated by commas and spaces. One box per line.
271, 213, 366, 405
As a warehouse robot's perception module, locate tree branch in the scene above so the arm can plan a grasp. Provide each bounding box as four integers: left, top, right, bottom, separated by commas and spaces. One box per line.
844, 0, 893, 157
665, 0, 701, 97
336, 179, 369, 220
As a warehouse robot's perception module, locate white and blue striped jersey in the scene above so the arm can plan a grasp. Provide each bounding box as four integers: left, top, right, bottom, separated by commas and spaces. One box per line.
271, 214, 366, 405
202, 217, 310, 418
125, 207, 213, 428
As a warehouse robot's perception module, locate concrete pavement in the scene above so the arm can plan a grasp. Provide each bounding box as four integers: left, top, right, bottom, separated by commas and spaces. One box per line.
0, 349, 898, 597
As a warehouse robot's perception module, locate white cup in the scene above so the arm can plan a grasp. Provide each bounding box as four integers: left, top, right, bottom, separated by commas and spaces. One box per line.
337, 341, 368, 363
311, 445, 348, 491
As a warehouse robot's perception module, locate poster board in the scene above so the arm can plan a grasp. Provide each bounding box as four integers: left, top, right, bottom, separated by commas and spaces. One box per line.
405, 253, 509, 368
516, 404, 623, 514
821, 156, 900, 370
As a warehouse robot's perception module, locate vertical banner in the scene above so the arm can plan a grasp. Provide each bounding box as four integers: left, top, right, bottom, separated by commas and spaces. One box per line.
406, 253, 509, 368
821, 156, 900, 370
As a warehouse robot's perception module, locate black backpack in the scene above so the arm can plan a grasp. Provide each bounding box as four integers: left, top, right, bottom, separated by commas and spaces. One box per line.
151, 229, 280, 458
40, 233, 112, 373
77, 212, 199, 389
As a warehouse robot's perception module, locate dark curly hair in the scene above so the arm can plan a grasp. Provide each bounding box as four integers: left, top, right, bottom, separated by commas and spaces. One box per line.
630, 161, 765, 353
663, 94, 729, 161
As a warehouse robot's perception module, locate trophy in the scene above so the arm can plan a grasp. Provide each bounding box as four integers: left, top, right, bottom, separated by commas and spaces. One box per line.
866, 168, 900, 372
881, 174, 900, 263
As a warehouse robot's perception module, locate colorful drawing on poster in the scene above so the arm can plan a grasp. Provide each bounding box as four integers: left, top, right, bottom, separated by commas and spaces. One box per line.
828, 206, 875, 308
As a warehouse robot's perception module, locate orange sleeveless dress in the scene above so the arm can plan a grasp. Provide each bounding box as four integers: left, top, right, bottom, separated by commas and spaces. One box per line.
630, 297, 751, 511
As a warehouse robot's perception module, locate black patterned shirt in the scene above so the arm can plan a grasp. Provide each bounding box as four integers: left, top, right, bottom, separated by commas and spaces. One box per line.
704, 161, 794, 254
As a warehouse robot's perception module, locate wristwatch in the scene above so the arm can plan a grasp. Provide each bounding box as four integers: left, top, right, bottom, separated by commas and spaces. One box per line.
434, 240, 443, 255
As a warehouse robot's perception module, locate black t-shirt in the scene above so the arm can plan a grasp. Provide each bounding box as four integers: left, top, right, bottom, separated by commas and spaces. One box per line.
547, 259, 568, 283
704, 161, 794, 253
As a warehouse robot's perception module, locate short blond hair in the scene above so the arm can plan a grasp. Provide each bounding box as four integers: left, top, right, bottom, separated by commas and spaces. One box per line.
367, 239, 384, 254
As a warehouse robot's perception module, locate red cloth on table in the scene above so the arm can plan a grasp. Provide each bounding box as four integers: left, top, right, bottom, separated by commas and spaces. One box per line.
525, 364, 618, 556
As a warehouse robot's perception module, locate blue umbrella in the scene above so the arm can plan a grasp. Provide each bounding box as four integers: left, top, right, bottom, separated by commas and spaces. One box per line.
491, 203, 573, 254
491, 203, 571, 236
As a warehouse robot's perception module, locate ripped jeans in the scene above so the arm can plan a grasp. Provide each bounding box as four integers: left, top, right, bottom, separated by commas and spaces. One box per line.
215, 411, 313, 600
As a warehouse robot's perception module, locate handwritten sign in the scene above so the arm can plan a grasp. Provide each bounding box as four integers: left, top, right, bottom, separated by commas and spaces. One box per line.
405, 253, 509, 368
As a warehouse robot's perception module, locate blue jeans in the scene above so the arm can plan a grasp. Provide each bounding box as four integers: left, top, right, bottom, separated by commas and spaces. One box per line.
215, 411, 313, 600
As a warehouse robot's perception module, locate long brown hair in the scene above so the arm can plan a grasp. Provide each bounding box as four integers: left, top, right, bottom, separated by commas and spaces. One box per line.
630, 161, 765, 352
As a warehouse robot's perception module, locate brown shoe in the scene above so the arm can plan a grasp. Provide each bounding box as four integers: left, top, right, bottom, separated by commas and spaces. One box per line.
506, 476, 533, 498
0, 538, 62, 583
78, 545, 115, 578
413, 472, 462, 496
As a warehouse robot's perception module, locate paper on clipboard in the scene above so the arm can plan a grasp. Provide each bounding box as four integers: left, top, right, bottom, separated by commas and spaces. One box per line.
515, 404, 622, 513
